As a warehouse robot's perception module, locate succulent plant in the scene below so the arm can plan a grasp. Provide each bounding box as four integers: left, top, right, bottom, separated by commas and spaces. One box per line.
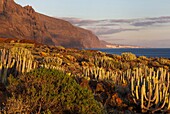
130, 67, 170, 113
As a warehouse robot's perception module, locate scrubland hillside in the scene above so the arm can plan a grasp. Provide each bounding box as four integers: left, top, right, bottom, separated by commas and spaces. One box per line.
0, 41, 170, 113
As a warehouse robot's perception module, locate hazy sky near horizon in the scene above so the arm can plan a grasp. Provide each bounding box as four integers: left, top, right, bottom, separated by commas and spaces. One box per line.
15, 0, 170, 47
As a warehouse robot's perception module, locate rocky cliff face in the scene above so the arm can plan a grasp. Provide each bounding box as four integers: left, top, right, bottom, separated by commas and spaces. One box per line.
0, 0, 4, 13
0, 0, 104, 48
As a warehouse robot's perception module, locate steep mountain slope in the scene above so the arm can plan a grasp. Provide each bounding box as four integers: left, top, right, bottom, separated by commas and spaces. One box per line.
0, 0, 104, 48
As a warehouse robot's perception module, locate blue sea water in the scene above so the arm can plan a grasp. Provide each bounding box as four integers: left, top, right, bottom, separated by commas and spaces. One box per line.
90, 48, 170, 58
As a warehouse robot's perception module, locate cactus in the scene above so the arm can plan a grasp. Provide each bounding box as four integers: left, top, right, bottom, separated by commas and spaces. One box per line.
42, 57, 63, 66
0, 47, 37, 84
40, 56, 63, 72
82, 66, 120, 83
0, 49, 16, 84
42, 63, 64, 72
131, 67, 170, 113
93, 55, 115, 69
10, 47, 36, 74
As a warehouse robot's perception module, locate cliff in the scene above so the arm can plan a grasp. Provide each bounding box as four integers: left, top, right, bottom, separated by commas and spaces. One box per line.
0, 0, 104, 48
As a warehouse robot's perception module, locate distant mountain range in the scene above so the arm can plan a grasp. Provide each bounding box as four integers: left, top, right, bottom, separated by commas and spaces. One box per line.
0, 0, 107, 48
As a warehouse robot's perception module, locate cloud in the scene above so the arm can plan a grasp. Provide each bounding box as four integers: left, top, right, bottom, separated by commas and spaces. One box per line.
73, 20, 99, 26
61, 17, 140, 36
96, 28, 122, 35
132, 21, 156, 26
62, 17, 134, 26
96, 23, 119, 27
89, 27, 139, 35
109, 19, 133, 23
147, 16, 170, 20
93, 28, 123, 35
131, 16, 170, 27
61, 17, 101, 26
59, 16, 170, 37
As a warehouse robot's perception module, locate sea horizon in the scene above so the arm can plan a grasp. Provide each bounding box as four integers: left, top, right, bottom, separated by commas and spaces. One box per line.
87, 48, 170, 58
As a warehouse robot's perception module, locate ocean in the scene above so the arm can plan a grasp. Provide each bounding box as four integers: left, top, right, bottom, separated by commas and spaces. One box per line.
90, 48, 170, 58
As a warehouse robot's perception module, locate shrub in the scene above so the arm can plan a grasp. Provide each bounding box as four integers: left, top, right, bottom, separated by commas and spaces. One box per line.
138, 56, 148, 60
121, 52, 137, 61
158, 58, 170, 65
4, 68, 104, 114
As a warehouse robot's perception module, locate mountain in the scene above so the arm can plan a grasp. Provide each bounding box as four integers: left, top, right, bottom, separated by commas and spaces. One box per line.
0, 0, 104, 48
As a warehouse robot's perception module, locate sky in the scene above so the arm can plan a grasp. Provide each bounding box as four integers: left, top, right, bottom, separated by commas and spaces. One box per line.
15, 0, 170, 48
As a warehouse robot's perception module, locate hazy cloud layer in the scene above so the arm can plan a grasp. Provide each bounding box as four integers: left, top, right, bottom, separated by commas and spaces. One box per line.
62, 16, 170, 36
87, 27, 139, 35
131, 16, 170, 27
60, 16, 170, 47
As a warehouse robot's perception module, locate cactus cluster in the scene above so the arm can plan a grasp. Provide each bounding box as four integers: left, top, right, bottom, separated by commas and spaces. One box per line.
130, 67, 170, 113
82, 66, 119, 81
41, 56, 64, 72
0, 47, 36, 84
0, 46, 67, 85
82, 65, 170, 113
0, 49, 15, 84
43, 56, 63, 66
92, 55, 114, 68
10, 47, 36, 73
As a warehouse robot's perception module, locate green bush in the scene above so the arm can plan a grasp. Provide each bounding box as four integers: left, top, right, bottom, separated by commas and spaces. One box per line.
4, 68, 103, 114
121, 52, 137, 61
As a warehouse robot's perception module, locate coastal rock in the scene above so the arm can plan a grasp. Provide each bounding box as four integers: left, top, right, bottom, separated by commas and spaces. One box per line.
0, 0, 104, 48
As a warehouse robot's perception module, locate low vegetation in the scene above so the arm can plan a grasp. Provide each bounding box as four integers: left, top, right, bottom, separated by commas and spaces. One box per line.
3, 68, 103, 113
0, 42, 170, 113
